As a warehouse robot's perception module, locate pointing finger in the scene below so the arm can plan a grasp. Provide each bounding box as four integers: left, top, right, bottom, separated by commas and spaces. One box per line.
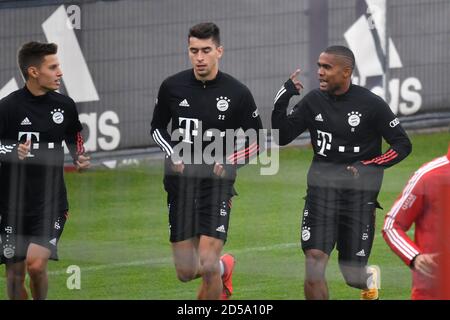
290, 69, 301, 81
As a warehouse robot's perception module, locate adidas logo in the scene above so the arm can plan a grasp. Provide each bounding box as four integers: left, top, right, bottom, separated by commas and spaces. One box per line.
179, 99, 190, 107
341, 1, 422, 115
356, 249, 366, 257
21, 117, 32, 125
0, 5, 99, 103
315, 114, 323, 122
49, 238, 57, 246
216, 225, 226, 233
344, 2, 402, 84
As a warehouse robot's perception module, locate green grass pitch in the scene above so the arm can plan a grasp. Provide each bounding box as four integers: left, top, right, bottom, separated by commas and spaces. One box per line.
0, 131, 448, 299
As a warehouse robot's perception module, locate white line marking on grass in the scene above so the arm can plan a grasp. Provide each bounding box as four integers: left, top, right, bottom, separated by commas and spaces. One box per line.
0, 234, 390, 281
45, 242, 299, 276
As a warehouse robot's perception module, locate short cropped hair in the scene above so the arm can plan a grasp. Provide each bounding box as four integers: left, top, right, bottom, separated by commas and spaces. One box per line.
18, 41, 58, 79
188, 22, 221, 46
324, 45, 355, 71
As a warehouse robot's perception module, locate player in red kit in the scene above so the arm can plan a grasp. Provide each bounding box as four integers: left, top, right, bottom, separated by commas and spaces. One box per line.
383, 144, 450, 299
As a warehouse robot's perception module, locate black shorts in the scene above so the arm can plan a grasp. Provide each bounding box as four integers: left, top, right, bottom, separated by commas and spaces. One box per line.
300, 185, 379, 267
165, 175, 236, 243
0, 211, 68, 264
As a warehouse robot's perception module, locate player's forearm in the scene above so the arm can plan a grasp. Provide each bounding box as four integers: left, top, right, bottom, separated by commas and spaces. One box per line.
227, 140, 260, 169
271, 110, 304, 146
227, 121, 265, 169
361, 141, 412, 168
150, 88, 175, 158
0, 140, 18, 162
65, 131, 86, 163
150, 126, 175, 157
389, 138, 413, 165
272, 79, 304, 146
382, 220, 421, 266
273, 79, 298, 111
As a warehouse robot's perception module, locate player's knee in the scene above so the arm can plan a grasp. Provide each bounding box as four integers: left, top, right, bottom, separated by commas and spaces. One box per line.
7, 271, 26, 284
175, 268, 197, 282
343, 277, 366, 289
202, 261, 219, 277
6, 265, 26, 283
305, 249, 328, 263
304, 278, 326, 288
27, 260, 47, 278
199, 258, 220, 282
304, 250, 328, 281
340, 267, 367, 289
305, 249, 328, 272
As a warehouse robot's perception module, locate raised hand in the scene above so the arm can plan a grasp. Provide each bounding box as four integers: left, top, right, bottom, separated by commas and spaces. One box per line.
290, 69, 304, 92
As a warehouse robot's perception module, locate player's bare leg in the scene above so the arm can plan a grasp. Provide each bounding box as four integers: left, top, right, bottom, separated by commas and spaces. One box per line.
339, 262, 380, 300
196, 235, 223, 300
339, 263, 370, 289
171, 237, 201, 282
304, 249, 330, 300
5, 261, 28, 300
26, 243, 51, 300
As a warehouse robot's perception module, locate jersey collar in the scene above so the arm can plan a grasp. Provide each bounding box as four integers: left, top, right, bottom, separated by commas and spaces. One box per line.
325, 84, 354, 101
22, 85, 50, 102
190, 69, 222, 87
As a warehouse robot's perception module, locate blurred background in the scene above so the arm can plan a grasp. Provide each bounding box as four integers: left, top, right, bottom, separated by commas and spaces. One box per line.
0, 0, 448, 300
1, 0, 448, 165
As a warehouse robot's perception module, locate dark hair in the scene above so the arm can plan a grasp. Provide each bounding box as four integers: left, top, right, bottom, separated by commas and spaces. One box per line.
188, 22, 221, 46
324, 45, 355, 71
18, 41, 58, 79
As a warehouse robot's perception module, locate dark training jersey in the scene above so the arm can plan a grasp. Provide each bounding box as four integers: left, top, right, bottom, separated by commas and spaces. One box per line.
0, 86, 84, 216
272, 79, 412, 169
150, 69, 263, 180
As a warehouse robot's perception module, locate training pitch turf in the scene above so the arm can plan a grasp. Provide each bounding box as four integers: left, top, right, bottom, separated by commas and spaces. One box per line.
0, 131, 448, 299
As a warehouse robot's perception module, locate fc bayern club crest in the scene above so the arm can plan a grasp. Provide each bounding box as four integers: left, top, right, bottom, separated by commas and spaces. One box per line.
51, 108, 64, 124
216, 96, 230, 112
347, 111, 362, 127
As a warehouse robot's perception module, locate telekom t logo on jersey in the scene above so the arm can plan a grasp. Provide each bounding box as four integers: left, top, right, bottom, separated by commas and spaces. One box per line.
178, 117, 199, 144
18, 132, 60, 157
18, 132, 40, 158
317, 130, 332, 157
